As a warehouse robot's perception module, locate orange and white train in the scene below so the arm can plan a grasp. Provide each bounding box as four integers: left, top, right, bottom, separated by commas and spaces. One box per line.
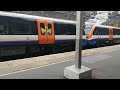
0, 11, 119, 58
85, 24, 120, 47
0, 11, 87, 57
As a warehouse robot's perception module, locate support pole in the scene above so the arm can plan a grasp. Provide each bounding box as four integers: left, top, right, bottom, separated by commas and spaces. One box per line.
64, 11, 92, 79
75, 11, 84, 69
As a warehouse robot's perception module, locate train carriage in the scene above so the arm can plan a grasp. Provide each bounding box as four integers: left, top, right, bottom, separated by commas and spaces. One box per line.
0, 11, 87, 57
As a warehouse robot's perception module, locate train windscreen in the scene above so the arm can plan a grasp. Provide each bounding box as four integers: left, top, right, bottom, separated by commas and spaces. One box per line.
84, 25, 93, 35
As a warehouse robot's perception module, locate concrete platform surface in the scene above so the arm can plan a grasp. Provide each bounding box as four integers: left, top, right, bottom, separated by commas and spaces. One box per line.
0, 45, 120, 78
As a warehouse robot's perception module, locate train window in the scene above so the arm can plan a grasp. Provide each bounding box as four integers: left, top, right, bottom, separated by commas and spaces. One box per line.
30, 22, 38, 35
113, 29, 116, 35
47, 24, 52, 35
40, 23, 45, 35
0, 24, 8, 34
100, 27, 109, 35
10, 22, 31, 35
117, 29, 120, 35
59, 24, 67, 35
113, 28, 120, 35
93, 27, 109, 35
54, 22, 60, 35
40, 23, 52, 35
93, 27, 100, 35
60, 23, 76, 35
54, 22, 76, 35
67, 24, 76, 35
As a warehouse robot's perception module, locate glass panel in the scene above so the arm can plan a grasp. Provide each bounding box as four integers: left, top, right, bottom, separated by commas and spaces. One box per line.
85, 25, 93, 35
10, 22, 30, 34
40, 23, 45, 35
0, 23, 8, 34
47, 24, 52, 35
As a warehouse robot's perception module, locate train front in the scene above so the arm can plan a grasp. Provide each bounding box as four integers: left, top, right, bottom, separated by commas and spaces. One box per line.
85, 24, 96, 46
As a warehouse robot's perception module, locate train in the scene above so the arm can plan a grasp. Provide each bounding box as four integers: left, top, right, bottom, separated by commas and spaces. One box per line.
0, 11, 87, 58
0, 11, 120, 58
85, 24, 120, 47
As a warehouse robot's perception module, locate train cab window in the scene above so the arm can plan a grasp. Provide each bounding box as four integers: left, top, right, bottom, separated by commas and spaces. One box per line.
85, 25, 93, 35
10, 22, 31, 35
0, 24, 8, 34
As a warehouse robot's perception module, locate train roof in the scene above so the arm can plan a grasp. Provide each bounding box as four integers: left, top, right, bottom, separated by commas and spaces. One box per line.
95, 24, 120, 29
0, 11, 76, 24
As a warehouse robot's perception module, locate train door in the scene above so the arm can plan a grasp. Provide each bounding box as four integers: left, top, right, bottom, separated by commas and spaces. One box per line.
37, 20, 55, 44
109, 27, 113, 40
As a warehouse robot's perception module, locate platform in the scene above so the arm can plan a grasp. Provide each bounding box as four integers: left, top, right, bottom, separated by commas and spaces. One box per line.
0, 45, 120, 79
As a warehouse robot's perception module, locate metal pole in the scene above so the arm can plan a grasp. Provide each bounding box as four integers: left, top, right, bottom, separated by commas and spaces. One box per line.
75, 11, 84, 69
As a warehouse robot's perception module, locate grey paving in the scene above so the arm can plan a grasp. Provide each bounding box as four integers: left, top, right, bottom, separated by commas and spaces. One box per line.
82, 53, 112, 64
0, 49, 120, 79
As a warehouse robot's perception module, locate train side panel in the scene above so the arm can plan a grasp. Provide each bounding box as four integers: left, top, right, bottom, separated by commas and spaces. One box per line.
0, 35, 38, 46
0, 14, 87, 57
